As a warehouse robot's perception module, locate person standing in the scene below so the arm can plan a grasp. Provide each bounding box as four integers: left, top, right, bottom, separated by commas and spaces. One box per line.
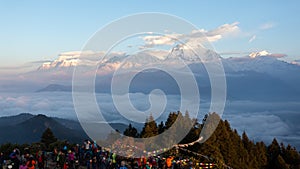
84, 151, 92, 169
19, 161, 28, 169
119, 161, 127, 169
26, 157, 36, 169
9, 149, 21, 169
166, 157, 173, 169
0, 152, 4, 169
67, 150, 75, 169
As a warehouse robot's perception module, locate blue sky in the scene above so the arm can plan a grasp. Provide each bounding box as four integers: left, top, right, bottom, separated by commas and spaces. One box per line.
1, 0, 300, 66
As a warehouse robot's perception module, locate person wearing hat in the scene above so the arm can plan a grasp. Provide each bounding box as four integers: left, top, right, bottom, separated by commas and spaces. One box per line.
9, 148, 20, 169
68, 150, 75, 169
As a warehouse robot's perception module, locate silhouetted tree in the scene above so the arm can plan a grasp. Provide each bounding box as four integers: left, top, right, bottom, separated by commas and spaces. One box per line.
123, 123, 139, 138
274, 155, 289, 169
165, 112, 178, 129
41, 128, 57, 148
140, 114, 158, 138
158, 121, 165, 134
282, 144, 300, 168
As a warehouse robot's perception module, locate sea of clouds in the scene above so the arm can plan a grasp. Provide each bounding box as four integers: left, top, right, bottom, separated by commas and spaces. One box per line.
0, 91, 299, 149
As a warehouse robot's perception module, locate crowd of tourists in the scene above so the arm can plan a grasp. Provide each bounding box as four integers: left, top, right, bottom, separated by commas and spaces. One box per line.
0, 140, 207, 169
0, 148, 44, 169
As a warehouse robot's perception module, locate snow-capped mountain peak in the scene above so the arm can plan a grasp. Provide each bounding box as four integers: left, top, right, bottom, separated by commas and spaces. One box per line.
37, 51, 125, 70
166, 44, 221, 62
38, 53, 81, 70
36, 48, 299, 78
249, 50, 270, 58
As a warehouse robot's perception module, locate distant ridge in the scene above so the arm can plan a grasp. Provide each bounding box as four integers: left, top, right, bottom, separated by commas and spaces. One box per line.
0, 113, 128, 144
0, 114, 86, 144
0, 113, 34, 126
36, 84, 71, 92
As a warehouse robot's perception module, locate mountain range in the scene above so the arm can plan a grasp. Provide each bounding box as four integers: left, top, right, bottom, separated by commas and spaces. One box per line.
0, 113, 128, 144
35, 48, 300, 102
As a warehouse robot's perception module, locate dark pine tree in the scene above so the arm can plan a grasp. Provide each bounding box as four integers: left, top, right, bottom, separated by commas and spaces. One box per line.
242, 131, 251, 150
140, 114, 158, 138
282, 144, 300, 168
40, 128, 57, 148
123, 123, 139, 138
165, 112, 178, 129
158, 121, 165, 134
255, 141, 268, 168
274, 155, 289, 169
267, 138, 283, 169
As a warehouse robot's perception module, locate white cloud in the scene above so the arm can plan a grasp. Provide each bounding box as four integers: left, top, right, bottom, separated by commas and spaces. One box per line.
143, 35, 176, 46
225, 112, 291, 144
223, 100, 300, 147
142, 22, 240, 47
205, 22, 240, 39
260, 22, 275, 30
268, 53, 287, 58
291, 59, 300, 65
219, 51, 250, 56
138, 50, 170, 60
248, 35, 256, 43
0, 92, 299, 148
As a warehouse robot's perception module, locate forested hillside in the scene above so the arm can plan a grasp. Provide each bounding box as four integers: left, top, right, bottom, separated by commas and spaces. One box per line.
123, 112, 300, 169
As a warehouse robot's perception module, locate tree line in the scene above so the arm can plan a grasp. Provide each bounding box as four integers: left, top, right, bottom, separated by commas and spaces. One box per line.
122, 111, 300, 169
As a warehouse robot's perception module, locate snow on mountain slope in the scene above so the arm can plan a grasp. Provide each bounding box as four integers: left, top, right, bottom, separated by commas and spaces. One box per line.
249, 50, 270, 58
222, 51, 300, 76
36, 49, 300, 79
37, 51, 126, 70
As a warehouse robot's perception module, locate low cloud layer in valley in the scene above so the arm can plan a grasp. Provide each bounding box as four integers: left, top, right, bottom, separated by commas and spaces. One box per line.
0, 91, 299, 149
